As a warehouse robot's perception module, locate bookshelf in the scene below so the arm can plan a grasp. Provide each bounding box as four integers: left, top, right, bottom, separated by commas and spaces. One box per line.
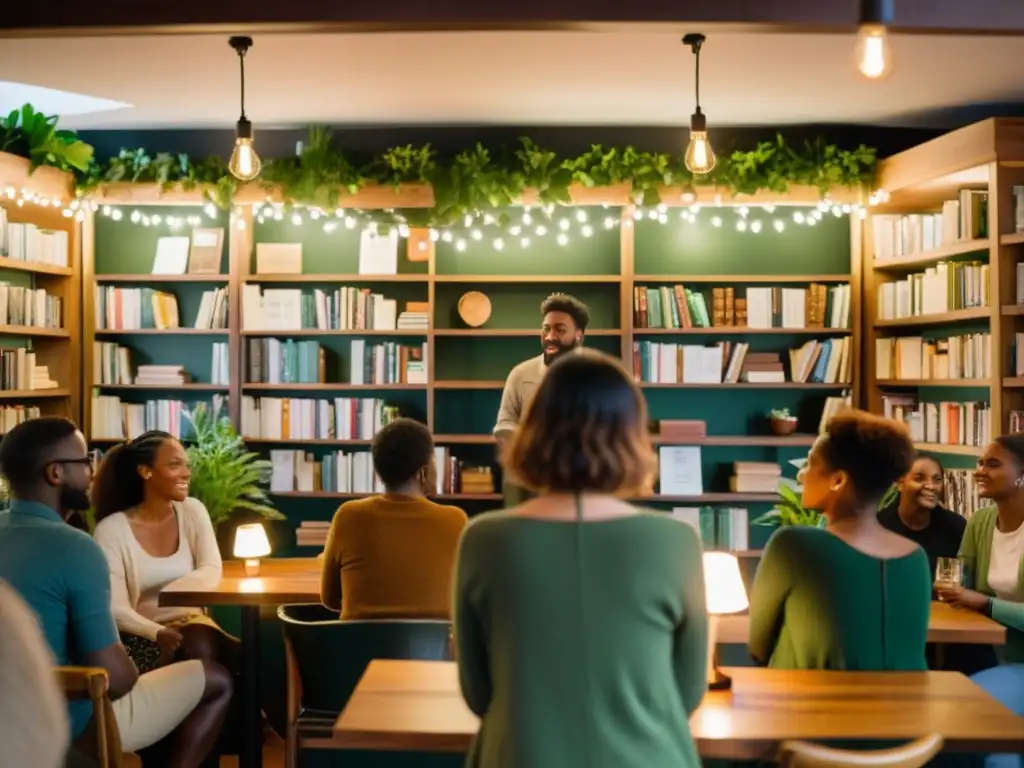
0, 154, 81, 432
863, 118, 1024, 516
83, 187, 861, 553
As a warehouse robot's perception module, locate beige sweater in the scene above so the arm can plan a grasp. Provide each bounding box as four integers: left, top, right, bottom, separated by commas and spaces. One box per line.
0, 581, 69, 768
93, 497, 222, 640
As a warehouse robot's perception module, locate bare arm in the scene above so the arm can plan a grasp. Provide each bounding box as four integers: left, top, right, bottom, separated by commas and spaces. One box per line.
82, 644, 139, 701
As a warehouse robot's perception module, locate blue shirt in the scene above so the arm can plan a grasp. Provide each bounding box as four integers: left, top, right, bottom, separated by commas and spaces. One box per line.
0, 500, 120, 738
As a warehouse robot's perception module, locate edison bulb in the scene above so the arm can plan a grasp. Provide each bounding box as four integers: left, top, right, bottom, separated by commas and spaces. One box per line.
854, 24, 892, 80
229, 138, 262, 181
685, 131, 716, 175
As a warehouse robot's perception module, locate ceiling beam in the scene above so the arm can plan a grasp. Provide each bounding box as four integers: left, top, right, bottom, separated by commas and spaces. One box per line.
5, 0, 1024, 36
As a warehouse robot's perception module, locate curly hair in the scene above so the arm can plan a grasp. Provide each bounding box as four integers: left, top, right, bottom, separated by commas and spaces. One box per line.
818, 411, 915, 503
91, 431, 176, 524
505, 349, 655, 496
0, 417, 80, 494
541, 293, 590, 332
371, 418, 434, 490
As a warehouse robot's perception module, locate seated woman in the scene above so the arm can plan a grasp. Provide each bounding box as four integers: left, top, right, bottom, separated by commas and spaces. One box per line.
878, 453, 966, 579
749, 410, 931, 670
320, 417, 468, 619
454, 349, 708, 768
938, 436, 1024, 768
91, 431, 237, 673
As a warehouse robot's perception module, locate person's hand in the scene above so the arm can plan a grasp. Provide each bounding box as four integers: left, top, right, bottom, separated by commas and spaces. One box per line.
937, 585, 989, 611
155, 627, 183, 663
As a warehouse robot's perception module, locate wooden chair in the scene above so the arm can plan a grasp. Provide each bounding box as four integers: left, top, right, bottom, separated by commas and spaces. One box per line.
777, 735, 944, 768
56, 666, 123, 768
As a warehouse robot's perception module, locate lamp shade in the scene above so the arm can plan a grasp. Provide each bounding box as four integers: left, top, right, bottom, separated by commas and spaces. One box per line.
233, 523, 271, 559
702, 552, 749, 616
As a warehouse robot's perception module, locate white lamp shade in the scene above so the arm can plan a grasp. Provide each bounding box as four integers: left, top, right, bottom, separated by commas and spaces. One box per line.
233, 523, 271, 559
702, 552, 749, 616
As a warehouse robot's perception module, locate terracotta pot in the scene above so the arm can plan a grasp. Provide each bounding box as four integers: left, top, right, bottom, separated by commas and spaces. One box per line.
770, 416, 799, 436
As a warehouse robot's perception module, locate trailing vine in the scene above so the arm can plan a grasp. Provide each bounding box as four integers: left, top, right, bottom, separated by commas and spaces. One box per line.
3, 106, 878, 224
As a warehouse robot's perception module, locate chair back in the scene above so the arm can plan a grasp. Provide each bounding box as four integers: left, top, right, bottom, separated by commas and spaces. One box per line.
56, 667, 122, 768
278, 603, 452, 715
777, 735, 944, 768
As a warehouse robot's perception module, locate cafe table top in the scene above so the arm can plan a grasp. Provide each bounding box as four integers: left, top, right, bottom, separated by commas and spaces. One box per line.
333, 660, 1024, 759
158, 558, 1007, 646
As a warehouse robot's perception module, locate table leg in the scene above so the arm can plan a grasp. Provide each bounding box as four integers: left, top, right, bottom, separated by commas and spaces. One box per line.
239, 605, 262, 768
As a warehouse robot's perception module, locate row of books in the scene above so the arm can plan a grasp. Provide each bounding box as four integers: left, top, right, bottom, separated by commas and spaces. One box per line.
241, 285, 425, 332
633, 283, 851, 331
245, 339, 427, 386
942, 470, 987, 519
876, 261, 988, 321
672, 507, 750, 551
0, 211, 69, 268
0, 349, 57, 391
94, 342, 230, 386
0, 284, 63, 329
0, 404, 41, 434
881, 395, 990, 447
871, 191, 987, 261
633, 337, 851, 385
876, 332, 990, 380
240, 397, 401, 441
89, 394, 229, 440
95, 287, 180, 330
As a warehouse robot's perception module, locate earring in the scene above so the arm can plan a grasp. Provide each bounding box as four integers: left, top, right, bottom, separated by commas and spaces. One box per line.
1015, 476, 1024, 488
142, 471, 152, 480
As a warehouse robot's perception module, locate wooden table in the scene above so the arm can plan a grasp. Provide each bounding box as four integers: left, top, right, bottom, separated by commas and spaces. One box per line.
719, 600, 1006, 645
159, 558, 1006, 767
333, 660, 1024, 759
159, 558, 322, 768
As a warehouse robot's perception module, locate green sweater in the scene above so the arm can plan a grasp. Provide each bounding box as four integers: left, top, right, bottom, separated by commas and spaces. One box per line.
453, 511, 707, 768
749, 527, 931, 670
958, 506, 1024, 663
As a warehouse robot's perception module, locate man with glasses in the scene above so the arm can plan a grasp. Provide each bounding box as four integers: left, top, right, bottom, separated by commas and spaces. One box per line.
0, 417, 233, 765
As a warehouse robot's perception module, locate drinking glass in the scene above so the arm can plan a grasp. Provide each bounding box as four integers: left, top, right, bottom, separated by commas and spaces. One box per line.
935, 557, 964, 594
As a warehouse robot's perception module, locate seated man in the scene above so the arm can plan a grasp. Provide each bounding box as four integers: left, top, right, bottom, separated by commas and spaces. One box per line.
0, 417, 233, 767
320, 418, 468, 619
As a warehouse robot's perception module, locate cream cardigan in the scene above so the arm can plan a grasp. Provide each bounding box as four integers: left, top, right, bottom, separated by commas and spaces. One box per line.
93, 497, 223, 641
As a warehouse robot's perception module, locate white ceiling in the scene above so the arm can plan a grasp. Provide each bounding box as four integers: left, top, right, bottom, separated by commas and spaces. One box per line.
1, 30, 1023, 129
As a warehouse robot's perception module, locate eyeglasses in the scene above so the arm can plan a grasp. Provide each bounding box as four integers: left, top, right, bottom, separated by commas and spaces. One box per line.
48, 458, 94, 471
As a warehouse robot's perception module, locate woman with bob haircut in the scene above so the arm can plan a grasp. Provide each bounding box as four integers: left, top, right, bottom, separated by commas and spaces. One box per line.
452, 349, 708, 768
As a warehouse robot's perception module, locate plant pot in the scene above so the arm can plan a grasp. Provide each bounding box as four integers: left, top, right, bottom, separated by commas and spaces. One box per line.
770, 416, 799, 436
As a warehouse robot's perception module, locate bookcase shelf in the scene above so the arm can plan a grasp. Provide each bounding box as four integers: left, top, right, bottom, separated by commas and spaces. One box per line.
96, 274, 230, 283
0, 165, 81, 427
93, 329, 228, 336
863, 118, 1024, 480
85, 194, 860, 554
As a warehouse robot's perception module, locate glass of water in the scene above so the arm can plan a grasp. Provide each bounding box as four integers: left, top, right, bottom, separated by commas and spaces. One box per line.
935, 557, 964, 593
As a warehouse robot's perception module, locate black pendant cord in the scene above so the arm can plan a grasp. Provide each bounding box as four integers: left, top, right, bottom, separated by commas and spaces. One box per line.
694, 46, 700, 112
682, 33, 706, 117
238, 50, 247, 120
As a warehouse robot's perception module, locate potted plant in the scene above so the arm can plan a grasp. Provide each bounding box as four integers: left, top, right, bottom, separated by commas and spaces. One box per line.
769, 408, 799, 436
184, 402, 284, 555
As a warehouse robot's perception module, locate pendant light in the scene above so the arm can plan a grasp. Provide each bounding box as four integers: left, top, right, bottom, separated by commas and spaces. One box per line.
227, 36, 262, 181
682, 33, 715, 176
854, 0, 894, 80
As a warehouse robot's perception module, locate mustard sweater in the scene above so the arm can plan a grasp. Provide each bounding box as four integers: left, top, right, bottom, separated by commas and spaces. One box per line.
320, 494, 467, 620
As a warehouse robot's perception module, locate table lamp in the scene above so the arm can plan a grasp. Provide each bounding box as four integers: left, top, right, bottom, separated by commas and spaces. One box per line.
234, 523, 271, 576
703, 551, 749, 691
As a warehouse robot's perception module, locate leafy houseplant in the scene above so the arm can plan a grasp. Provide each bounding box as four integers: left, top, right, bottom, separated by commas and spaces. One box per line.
184, 402, 283, 529
769, 407, 799, 436
1, 104, 93, 173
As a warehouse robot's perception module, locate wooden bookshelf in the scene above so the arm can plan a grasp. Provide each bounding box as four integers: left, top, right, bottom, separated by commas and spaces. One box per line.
84, 187, 861, 553
0, 154, 81, 430
862, 118, 1024, 478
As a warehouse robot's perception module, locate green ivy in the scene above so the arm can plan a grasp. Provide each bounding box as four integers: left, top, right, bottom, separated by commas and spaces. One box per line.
3, 107, 877, 224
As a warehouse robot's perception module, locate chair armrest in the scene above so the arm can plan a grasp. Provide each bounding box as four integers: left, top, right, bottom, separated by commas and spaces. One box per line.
55, 667, 109, 701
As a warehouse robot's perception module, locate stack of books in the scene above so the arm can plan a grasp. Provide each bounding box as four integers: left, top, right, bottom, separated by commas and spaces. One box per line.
729, 462, 781, 494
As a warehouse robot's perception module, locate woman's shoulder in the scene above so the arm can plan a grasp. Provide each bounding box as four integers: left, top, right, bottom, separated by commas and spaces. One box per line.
964, 505, 997, 529
177, 497, 211, 521
92, 510, 131, 539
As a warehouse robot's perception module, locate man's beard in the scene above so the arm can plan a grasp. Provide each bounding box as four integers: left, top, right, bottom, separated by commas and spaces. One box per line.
59, 485, 91, 512
543, 340, 578, 366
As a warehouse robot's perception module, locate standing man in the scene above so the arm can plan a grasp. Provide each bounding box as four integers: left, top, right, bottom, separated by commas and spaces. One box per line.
494, 293, 590, 507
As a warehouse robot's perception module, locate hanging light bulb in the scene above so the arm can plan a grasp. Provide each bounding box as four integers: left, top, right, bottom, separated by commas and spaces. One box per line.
682, 33, 716, 175
854, 0, 894, 80
227, 36, 262, 181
